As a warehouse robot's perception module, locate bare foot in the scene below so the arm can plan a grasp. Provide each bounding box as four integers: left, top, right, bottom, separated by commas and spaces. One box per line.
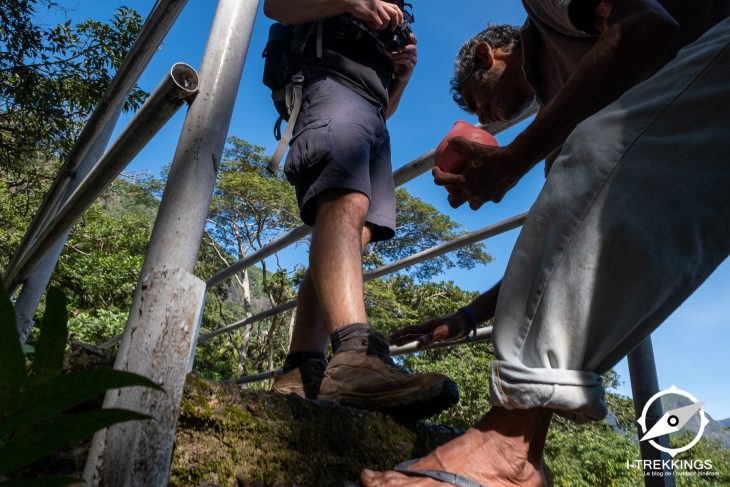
360, 407, 551, 487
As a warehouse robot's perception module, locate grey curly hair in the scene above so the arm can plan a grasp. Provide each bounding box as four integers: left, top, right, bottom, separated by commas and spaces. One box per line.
451, 24, 522, 111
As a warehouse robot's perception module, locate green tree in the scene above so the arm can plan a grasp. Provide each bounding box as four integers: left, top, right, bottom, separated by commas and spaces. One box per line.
1, 2, 147, 284
669, 433, 730, 486
200, 137, 300, 379
0, 1, 146, 172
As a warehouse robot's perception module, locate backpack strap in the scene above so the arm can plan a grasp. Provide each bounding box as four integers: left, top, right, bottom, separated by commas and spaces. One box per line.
267, 20, 323, 174
267, 71, 304, 174
316, 18, 323, 58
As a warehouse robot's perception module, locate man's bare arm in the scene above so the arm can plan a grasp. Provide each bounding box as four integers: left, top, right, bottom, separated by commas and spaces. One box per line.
434, 0, 680, 209
264, 0, 402, 30
389, 281, 501, 347
385, 34, 418, 118
510, 0, 679, 172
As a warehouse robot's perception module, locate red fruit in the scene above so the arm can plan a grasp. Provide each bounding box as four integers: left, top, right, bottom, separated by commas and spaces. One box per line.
434, 121, 498, 195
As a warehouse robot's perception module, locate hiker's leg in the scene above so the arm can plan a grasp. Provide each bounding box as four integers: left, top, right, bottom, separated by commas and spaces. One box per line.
288, 223, 374, 354
309, 189, 370, 331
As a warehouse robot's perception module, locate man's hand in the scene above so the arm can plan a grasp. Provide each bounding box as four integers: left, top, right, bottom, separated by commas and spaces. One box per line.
388, 33, 417, 81
385, 33, 417, 118
263, 0, 401, 27
346, 0, 403, 31
433, 137, 529, 210
389, 311, 471, 349
391, 281, 501, 347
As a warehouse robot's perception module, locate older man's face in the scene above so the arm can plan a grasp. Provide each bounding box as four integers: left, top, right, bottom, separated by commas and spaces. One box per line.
460, 60, 533, 125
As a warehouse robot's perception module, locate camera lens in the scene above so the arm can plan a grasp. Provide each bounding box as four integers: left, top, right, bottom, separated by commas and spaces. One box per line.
386, 36, 402, 51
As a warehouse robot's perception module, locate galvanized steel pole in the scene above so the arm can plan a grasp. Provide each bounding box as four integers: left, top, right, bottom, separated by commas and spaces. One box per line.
6, 65, 199, 295
6, 0, 189, 278
6, 0, 190, 340
628, 337, 676, 487
11, 115, 119, 342
83, 1, 260, 485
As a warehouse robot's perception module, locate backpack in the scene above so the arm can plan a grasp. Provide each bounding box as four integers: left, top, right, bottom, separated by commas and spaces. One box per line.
262, 21, 321, 173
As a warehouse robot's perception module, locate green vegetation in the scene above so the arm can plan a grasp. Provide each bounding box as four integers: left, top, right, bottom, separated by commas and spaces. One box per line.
0, 3, 727, 485
170, 374, 460, 487
0, 287, 161, 485
0, 0, 146, 172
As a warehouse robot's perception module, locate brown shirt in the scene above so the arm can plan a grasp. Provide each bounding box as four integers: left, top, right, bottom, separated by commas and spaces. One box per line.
521, 0, 730, 106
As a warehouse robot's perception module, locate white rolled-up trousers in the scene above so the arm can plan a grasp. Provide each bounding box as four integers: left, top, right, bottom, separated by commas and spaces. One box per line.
490, 17, 730, 423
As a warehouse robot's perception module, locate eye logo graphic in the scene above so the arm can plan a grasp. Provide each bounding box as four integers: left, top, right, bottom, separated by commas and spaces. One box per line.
638, 385, 709, 457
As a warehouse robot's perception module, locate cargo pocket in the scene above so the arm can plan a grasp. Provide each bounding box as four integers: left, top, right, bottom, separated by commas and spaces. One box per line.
284, 118, 332, 185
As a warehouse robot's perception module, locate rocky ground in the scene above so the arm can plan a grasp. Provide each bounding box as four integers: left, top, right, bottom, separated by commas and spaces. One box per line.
19, 343, 460, 486
170, 375, 460, 486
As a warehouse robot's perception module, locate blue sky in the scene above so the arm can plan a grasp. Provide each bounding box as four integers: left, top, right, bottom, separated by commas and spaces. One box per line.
48, 1, 729, 420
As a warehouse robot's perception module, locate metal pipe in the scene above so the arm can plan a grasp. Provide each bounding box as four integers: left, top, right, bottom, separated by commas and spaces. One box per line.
83, 1, 260, 484
206, 224, 311, 288
364, 213, 527, 281
199, 300, 298, 343
236, 326, 494, 385
4, 0, 190, 293
389, 326, 493, 356
4, 64, 199, 290
194, 214, 526, 344
236, 367, 283, 385
12, 112, 121, 342
628, 337, 676, 487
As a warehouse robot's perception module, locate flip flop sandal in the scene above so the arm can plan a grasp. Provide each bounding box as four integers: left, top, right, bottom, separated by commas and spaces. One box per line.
392, 459, 490, 487
340, 459, 490, 487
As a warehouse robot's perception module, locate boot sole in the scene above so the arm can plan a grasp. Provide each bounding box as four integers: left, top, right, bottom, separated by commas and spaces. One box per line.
318, 378, 459, 420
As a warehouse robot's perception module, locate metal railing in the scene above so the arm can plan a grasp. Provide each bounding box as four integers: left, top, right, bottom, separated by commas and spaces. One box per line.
196, 213, 526, 344
4, 63, 199, 290
3, 1, 672, 486
6, 0, 192, 343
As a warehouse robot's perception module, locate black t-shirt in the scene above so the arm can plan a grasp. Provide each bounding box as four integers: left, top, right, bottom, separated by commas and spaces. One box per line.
298, 15, 395, 109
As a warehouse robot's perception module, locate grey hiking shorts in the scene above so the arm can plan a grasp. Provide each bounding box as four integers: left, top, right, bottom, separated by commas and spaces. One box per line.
283, 76, 396, 241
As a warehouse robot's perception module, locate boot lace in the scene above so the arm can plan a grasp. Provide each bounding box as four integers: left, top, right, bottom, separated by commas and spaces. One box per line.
367, 332, 402, 370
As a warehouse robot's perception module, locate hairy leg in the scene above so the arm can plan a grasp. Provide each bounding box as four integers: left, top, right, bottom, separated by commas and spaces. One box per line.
288, 270, 328, 353
309, 189, 370, 332
289, 191, 372, 353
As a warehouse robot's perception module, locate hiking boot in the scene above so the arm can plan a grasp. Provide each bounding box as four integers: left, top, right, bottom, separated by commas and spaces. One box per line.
271, 357, 327, 399
317, 332, 459, 419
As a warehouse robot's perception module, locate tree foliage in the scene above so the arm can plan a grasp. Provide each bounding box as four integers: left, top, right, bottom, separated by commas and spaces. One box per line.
369, 189, 492, 280
0, 1, 146, 172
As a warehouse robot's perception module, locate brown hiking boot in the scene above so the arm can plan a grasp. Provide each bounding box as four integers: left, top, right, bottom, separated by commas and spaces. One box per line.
317, 332, 459, 419
271, 357, 327, 399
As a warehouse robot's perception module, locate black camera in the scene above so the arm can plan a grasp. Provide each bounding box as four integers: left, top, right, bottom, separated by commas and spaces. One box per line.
378, 1, 414, 51
379, 21, 413, 51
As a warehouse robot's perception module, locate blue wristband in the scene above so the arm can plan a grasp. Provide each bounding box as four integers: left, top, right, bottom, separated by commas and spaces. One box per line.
459, 306, 478, 341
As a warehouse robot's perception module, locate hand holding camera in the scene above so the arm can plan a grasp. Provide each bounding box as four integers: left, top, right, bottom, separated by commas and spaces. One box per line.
346, 1, 415, 51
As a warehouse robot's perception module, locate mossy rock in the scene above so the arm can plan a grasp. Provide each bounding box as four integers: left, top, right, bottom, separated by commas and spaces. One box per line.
17, 344, 460, 486
169, 374, 460, 486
